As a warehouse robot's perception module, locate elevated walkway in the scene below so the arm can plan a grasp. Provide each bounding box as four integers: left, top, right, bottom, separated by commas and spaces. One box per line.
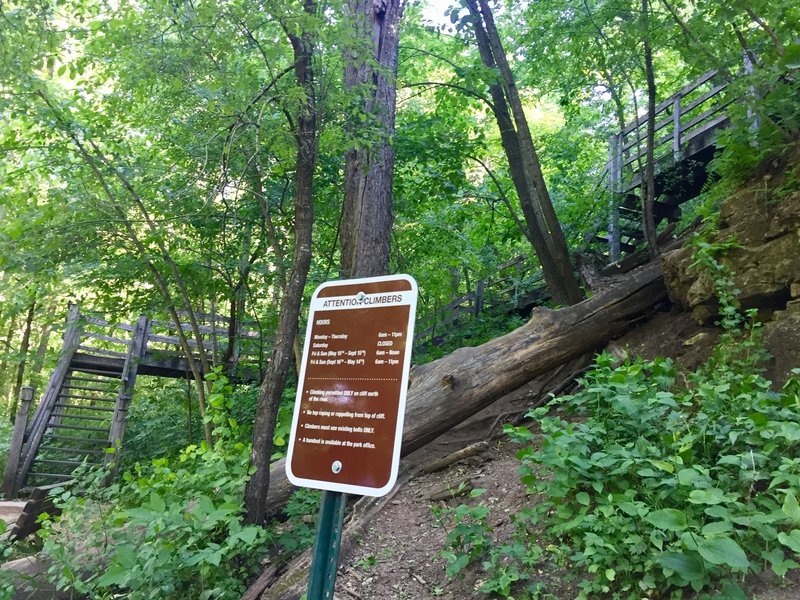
2, 306, 261, 497
602, 69, 735, 260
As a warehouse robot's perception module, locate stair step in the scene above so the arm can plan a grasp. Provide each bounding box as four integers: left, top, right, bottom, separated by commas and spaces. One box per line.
51, 413, 112, 422
58, 394, 117, 402
62, 385, 117, 393
47, 424, 109, 433
72, 368, 122, 377
54, 403, 116, 412
66, 376, 120, 384
48, 435, 109, 444
34, 458, 102, 467
25, 472, 74, 481
41, 446, 108, 455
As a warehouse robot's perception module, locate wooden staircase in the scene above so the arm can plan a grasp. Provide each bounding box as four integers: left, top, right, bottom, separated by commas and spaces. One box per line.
4, 307, 149, 495
601, 69, 735, 261
3, 305, 261, 498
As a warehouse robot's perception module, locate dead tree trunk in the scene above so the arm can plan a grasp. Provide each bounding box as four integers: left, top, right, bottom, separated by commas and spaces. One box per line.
257, 261, 667, 518
244, 1, 318, 526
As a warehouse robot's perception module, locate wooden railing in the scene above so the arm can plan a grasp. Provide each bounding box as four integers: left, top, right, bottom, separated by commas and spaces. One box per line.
602, 69, 737, 261
607, 69, 733, 195
75, 309, 263, 377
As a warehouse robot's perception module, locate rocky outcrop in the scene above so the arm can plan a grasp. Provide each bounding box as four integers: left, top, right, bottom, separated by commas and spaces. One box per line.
661, 161, 800, 384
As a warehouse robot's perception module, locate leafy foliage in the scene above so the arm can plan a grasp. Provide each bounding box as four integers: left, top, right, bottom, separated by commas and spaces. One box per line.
500, 278, 800, 597
39, 374, 270, 599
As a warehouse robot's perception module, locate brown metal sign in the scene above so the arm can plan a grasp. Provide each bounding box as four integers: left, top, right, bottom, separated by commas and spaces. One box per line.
286, 275, 418, 496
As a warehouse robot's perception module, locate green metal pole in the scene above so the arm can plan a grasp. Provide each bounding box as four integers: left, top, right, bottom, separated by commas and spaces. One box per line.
307, 491, 348, 599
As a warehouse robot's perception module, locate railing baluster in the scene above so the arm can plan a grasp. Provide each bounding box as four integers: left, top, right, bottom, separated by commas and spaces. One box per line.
673, 95, 682, 161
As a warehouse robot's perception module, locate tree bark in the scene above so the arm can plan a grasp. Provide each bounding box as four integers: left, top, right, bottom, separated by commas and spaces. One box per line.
642, 0, 659, 258
256, 261, 667, 520
339, 0, 404, 279
244, 1, 318, 526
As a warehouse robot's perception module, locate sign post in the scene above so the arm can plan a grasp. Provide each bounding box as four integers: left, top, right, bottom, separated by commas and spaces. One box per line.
286, 275, 417, 599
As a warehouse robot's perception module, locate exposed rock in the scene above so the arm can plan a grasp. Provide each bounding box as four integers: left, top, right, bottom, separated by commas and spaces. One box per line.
662, 186, 800, 323
762, 300, 800, 386
661, 158, 800, 385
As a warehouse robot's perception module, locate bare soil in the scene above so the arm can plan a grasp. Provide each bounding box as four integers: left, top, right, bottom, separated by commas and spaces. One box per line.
333, 309, 800, 600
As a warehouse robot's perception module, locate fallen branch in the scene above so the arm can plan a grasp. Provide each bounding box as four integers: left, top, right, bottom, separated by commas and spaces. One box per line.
418, 441, 490, 475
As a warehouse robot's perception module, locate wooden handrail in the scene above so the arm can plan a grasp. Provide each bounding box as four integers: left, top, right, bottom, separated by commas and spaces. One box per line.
620, 69, 720, 135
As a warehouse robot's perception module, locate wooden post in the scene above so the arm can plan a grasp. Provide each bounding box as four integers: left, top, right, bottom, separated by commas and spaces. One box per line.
2, 386, 34, 498
607, 132, 623, 262
105, 315, 150, 473
672, 95, 682, 161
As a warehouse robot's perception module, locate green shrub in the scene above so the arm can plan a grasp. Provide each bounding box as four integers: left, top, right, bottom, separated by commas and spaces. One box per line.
435, 249, 800, 598
505, 333, 800, 598
39, 372, 271, 600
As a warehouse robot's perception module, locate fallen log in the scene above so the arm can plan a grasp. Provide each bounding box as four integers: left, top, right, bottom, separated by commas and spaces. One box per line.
260, 261, 666, 518
248, 264, 666, 599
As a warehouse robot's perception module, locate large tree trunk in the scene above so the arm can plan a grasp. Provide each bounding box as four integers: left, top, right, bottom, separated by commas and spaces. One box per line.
466, 0, 583, 306
244, 2, 318, 526
339, 0, 403, 278
257, 261, 667, 518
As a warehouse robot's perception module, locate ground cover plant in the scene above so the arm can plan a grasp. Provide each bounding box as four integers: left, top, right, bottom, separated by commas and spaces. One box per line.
37, 372, 271, 600
434, 252, 800, 599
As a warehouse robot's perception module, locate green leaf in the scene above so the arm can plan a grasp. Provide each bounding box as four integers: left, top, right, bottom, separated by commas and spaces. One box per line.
657, 551, 704, 581
576, 492, 590, 506
114, 543, 137, 569
701, 520, 732, 536
778, 530, 800, 553
697, 536, 749, 569
688, 488, 726, 505
782, 492, 800, 525
648, 460, 674, 474
677, 468, 700, 485
646, 508, 688, 532
95, 563, 130, 588
149, 491, 166, 513
717, 580, 749, 600
236, 526, 259, 545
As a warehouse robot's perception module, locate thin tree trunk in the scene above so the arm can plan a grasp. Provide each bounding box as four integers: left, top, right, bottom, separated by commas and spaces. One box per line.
252, 163, 288, 302
466, 0, 582, 306
31, 303, 57, 376
0, 318, 18, 406
339, 0, 404, 278
642, 0, 659, 258
245, 0, 318, 525
9, 296, 36, 421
